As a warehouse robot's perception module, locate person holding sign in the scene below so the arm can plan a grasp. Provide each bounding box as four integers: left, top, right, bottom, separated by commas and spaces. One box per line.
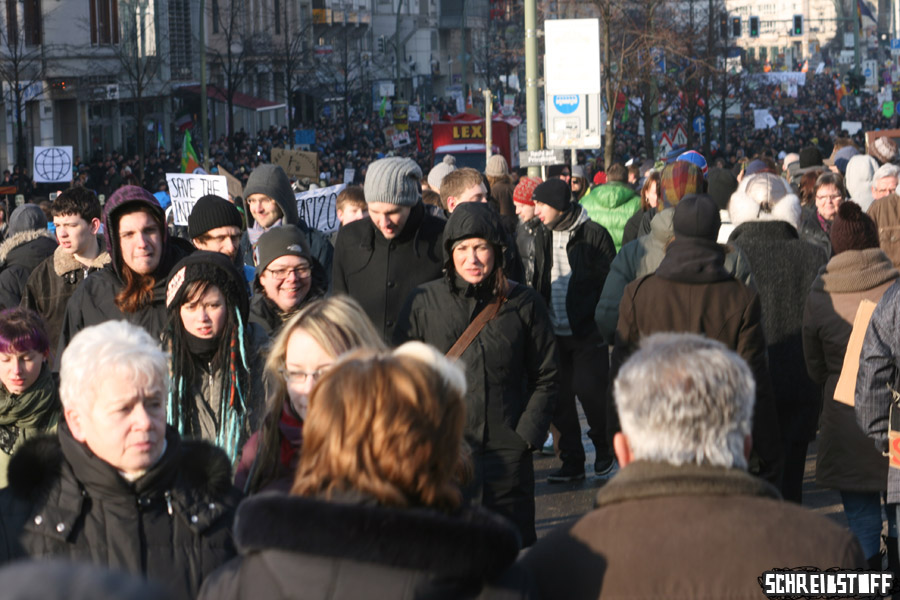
250, 226, 325, 338
56, 186, 194, 359
241, 165, 333, 291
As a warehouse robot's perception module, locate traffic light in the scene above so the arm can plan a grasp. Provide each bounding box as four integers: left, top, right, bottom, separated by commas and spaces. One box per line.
732, 17, 741, 38
377, 35, 385, 53
749, 16, 759, 37
792, 15, 803, 36
719, 15, 728, 39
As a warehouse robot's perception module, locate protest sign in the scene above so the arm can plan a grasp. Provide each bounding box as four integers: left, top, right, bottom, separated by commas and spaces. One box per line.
33, 146, 73, 183
215, 165, 244, 202
296, 183, 346, 234
841, 121, 863, 135
272, 148, 319, 180
166, 173, 228, 226
343, 168, 355, 184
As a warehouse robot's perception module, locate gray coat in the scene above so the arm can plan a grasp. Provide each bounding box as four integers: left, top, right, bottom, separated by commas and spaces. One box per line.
856, 278, 900, 502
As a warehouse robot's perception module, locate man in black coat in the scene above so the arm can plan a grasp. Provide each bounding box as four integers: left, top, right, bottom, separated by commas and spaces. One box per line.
0, 204, 57, 309
0, 320, 239, 600
532, 179, 617, 483
333, 157, 445, 343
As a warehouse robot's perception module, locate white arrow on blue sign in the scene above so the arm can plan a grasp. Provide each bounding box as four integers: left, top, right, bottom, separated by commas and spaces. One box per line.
892, 39, 900, 50
693, 116, 706, 134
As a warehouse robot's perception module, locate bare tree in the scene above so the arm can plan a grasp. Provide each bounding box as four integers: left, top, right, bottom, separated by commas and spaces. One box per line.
113, 0, 164, 182
0, 6, 49, 168
207, 0, 252, 156
313, 31, 368, 131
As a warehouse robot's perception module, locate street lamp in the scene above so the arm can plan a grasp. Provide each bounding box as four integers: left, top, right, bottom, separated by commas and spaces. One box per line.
448, 58, 454, 85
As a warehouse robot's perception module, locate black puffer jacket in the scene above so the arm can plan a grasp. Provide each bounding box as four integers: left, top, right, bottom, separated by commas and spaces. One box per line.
0, 425, 240, 600
0, 229, 57, 309
249, 287, 325, 338
199, 493, 535, 600
333, 201, 445, 342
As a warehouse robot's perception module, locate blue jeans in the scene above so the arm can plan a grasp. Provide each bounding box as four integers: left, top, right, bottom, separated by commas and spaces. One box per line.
843, 491, 895, 559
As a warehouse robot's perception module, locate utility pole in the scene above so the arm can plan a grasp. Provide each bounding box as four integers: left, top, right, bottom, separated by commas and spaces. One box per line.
200, 0, 209, 171
524, 0, 539, 177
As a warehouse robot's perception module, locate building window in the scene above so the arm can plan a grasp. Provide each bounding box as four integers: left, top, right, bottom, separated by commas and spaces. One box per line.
90, 0, 119, 45
6, 0, 17, 45
212, 0, 219, 34
23, 0, 40, 45
275, 0, 281, 34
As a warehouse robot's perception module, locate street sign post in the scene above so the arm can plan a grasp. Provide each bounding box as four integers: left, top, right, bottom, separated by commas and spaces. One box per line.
519, 149, 566, 167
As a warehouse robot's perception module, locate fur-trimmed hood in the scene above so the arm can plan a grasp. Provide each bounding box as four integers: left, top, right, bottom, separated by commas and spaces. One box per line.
728, 172, 801, 230
234, 492, 522, 580
0, 229, 56, 264
52, 236, 110, 276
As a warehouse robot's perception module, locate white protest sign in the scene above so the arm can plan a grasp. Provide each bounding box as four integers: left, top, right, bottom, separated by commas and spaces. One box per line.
33, 146, 73, 183
166, 173, 229, 226
841, 121, 863, 136
753, 109, 776, 130
408, 105, 420, 122
343, 168, 355, 184
296, 183, 347, 234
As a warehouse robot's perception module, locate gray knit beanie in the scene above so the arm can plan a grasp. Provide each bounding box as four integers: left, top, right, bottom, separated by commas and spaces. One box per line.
485, 154, 509, 177
427, 155, 457, 191
9, 204, 47, 236
364, 157, 422, 206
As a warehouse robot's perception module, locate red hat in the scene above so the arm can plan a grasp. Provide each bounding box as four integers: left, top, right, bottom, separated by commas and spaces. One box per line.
513, 176, 542, 206
593, 171, 607, 185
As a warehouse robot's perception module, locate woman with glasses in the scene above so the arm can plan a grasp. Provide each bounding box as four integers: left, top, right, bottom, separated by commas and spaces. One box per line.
799, 171, 846, 257
164, 251, 268, 464
250, 225, 325, 338
236, 296, 385, 494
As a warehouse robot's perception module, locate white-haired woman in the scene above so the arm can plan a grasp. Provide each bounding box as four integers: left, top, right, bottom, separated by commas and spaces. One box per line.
0, 320, 239, 600
728, 172, 829, 503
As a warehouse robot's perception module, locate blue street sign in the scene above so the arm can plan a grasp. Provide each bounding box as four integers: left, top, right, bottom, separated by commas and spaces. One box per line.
553, 95, 580, 114
892, 39, 900, 51
692, 116, 706, 134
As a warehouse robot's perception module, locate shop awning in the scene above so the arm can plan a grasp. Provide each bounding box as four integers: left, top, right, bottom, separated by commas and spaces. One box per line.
182, 85, 286, 112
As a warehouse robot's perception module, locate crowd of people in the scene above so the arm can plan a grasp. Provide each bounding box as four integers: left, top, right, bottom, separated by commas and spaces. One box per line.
0, 66, 898, 596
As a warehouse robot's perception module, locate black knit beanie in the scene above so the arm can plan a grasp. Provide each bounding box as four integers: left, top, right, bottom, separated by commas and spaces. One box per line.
673, 194, 721, 241
532, 178, 571, 212
830, 201, 880, 255
166, 251, 250, 320
187, 195, 243, 239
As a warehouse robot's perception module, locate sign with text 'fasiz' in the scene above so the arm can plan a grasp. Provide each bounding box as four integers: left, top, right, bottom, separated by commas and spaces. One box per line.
296, 183, 347, 234
166, 173, 228, 226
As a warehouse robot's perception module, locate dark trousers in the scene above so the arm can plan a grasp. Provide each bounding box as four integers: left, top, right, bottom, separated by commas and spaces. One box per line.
553, 332, 611, 467
465, 446, 536, 546
781, 439, 808, 504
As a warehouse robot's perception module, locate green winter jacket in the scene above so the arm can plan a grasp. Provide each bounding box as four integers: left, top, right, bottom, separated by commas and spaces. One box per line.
580, 182, 641, 251
0, 363, 59, 487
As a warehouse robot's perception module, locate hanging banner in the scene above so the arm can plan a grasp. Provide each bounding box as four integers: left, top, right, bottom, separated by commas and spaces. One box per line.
295, 183, 347, 234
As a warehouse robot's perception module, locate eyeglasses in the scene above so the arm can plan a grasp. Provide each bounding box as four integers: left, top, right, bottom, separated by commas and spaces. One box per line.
280, 365, 332, 385
875, 187, 897, 195
815, 194, 842, 202
265, 264, 312, 281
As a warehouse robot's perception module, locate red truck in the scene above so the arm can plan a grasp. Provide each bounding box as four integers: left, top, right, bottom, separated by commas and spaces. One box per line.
432, 113, 521, 171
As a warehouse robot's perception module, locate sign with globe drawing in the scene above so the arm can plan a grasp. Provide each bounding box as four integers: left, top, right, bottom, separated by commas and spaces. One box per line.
33, 146, 73, 183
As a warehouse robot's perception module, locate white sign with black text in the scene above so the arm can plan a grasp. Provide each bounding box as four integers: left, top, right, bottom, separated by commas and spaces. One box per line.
166, 173, 229, 226
296, 184, 347, 234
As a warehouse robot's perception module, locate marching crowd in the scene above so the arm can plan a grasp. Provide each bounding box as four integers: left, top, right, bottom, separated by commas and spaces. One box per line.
0, 71, 899, 595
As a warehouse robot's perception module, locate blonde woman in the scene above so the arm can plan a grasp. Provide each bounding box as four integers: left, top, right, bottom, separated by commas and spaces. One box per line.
235, 295, 385, 494
202, 343, 531, 599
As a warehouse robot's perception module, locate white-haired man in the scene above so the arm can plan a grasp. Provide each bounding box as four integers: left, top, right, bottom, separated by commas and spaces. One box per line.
522, 333, 864, 598
867, 163, 900, 267
0, 321, 239, 600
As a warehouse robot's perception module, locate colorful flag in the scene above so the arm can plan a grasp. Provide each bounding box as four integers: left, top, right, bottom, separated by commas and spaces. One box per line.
379, 96, 387, 118
181, 130, 199, 173
858, 0, 876, 26
801, 60, 808, 73
157, 123, 164, 150
620, 102, 629, 124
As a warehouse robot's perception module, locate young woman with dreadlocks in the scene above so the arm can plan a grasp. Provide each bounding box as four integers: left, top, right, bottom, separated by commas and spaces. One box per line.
164, 251, 268, 463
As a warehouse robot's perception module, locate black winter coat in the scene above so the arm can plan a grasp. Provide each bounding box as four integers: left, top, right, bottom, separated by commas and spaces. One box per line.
798, 206, 833, 258
0, 230, 57, 310
57, 236, 194, 358
533, 215, 616, 338
249, 286, 325, 338
395, 279, 557, 452
333, 202, 445, 342
728, 221, 829, 441
199, 493, 534, 600
0, 425, 240, 600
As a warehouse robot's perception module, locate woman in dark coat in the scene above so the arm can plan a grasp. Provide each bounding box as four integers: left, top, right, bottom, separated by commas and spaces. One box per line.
802, 201, 899, 568
394, 202, 558, 546
728, 172, 829, 503
200, 344, 533, 599
799, 171, 845, 257
164, 251, 268, 464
